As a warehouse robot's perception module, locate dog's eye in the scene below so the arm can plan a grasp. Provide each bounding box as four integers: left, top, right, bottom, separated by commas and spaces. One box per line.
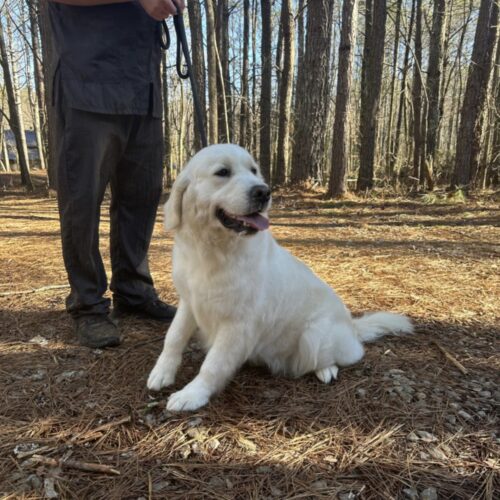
251, 167, 258, 175
215, 167, 231, 177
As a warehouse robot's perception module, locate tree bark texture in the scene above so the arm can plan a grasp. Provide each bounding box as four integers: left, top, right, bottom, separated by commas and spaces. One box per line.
357, 0, 387, 191
204, 0, 218, 144
291, 0, 334, 184
0, 15, 33, 191
259, 0, 272, 181
162, 57, 172, 186
411, 0, 424, 185
424, 0, 447, 189
27, 0, 47, 169
187, 0, 206, 151
239, 0, 250, 149
328, 0, 358, 197
451, 0, 499, 189
273, 0, 295, 186
488, 41, 500, 187
390, 0, 416, 175
385, 0, 402, 175
215, 0, 231, 142
37, 0, 57, 186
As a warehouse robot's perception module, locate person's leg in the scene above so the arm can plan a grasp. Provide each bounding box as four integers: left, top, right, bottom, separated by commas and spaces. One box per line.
55, 88, 125, 344
109, 114, 174, 320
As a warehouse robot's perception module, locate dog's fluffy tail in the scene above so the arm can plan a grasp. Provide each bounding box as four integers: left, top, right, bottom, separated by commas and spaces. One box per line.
353, 312, 413, 343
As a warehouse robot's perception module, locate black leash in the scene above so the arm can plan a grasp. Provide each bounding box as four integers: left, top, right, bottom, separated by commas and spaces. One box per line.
160, 3, 208, 149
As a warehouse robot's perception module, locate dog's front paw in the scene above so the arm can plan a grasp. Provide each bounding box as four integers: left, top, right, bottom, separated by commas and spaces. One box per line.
167, 384, 210, 412
147, 358, 176, 391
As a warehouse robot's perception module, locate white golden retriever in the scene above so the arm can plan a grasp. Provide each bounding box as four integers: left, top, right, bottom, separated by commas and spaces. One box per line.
148, 144, 413, 411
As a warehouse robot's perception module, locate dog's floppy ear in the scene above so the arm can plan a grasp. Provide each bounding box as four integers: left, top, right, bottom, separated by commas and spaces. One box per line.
164, 170, 190, 231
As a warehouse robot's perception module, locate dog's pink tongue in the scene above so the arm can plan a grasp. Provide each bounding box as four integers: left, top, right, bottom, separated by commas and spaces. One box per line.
237, 213, 269, 231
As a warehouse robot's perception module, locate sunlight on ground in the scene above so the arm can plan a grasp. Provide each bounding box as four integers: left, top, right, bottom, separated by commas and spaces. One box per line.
0, 189, 499, 498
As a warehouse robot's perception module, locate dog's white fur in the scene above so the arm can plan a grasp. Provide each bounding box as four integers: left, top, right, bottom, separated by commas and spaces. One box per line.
147, 144, 413, 411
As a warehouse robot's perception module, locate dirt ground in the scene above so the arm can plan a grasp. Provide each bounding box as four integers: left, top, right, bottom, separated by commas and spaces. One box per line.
0, 175, 498, 499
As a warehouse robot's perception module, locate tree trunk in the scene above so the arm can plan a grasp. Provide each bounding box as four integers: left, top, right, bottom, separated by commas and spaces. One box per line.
451, 0, 499, 189
357, 0, 387, 191
275, 12, 283, 95
445, 75, 458, 161
29, 76, 46, 171
424, 0, 447, 190
21, 0, 46, 173
249, 0, 258, 153
187, 0, 206, 151
239, 0, 250, 149
293, 0, 305, 110
2, 132, 10, 172
320, 0, 335, 183
204, 0, 218, 144
27, 0, 48, 170
488, 42, 500, 187
273, 13, 283, 162
328, 0, 358, 197
37, 0, 57, 187
477, 35, 500, 188
390, 0, 416, 176
259, 0, 272, 181
437, 2, 452, 154
385, 0, 402, 176
297, 0, 305, 66
162, 57, 172, 187
443, 0, 473, 167
411, 0, 424, 187
0, 115, 10, 172
0, 16, 33, 191
178, 82, 186, 168
215, 0, 231, 142
291, 0, 334, 184
273, 0, 295, 186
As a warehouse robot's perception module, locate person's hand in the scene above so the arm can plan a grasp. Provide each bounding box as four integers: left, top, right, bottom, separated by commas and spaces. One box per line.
138, 0, 185, 21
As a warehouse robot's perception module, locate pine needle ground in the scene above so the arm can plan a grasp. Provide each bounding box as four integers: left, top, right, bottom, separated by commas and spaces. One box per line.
0, 176, 498, 499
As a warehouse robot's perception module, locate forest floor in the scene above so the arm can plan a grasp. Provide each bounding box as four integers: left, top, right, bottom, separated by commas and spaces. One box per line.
0, 172, 499, 499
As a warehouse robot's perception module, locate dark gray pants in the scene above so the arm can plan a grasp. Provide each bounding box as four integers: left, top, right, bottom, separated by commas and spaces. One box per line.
55, 89, 163, 318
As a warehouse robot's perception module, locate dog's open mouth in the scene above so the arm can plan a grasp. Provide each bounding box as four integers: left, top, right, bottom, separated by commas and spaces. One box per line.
216, 208, 269, 234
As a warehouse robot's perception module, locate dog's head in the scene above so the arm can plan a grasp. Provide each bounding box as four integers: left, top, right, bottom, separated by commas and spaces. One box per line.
164, 144, 271, 237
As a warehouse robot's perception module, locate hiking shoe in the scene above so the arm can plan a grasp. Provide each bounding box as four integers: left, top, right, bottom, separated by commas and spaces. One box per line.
113, 298, 177, 322
75, 314, 122, 348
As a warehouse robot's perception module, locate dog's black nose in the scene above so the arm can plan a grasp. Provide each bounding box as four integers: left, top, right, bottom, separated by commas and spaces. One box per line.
250, 184, 271, 204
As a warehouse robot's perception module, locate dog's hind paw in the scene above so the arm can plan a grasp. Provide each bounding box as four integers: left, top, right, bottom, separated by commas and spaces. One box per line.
315, 365, 339, 384
167, 384, 210, 412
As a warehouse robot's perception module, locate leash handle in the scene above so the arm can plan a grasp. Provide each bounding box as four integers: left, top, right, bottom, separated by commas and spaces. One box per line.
160, 20, 170, 50
173, 14, 189, 79
172, 0, 208, 148
161, 19, 189, 78
160, 1, 208, 148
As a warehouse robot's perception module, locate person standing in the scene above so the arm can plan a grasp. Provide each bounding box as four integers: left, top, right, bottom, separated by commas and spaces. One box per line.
49, 0, 185, 348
